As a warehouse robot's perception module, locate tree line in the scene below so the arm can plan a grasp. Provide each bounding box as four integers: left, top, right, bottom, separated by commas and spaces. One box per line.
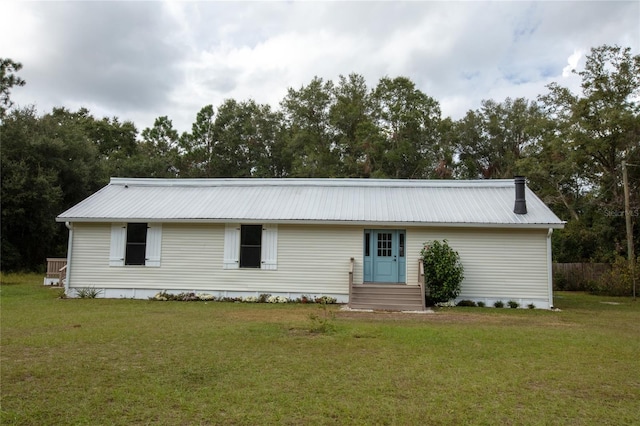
1, 45, 638, 271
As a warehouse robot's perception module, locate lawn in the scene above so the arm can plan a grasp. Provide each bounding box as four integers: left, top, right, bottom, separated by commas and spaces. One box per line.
1, 274, 639, 425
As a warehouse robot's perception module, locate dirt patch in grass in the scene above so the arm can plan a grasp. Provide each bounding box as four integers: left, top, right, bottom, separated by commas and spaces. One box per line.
335, 308, 574, 327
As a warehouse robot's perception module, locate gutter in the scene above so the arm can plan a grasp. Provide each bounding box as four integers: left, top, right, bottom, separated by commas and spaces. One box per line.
64, 222, 73, 295
547, 228, 554, 309
55, 217, 566, 230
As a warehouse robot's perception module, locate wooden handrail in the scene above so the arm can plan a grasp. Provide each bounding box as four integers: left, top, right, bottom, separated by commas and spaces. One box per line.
348, 257, 354, 308
59, 264, 67, 284
418, 259, 426, 311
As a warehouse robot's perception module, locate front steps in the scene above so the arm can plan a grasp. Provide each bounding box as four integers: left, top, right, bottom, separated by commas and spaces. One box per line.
349, 284, 425, 311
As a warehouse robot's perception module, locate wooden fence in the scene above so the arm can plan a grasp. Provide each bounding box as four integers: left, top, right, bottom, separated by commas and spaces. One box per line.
552, 263, 610, 291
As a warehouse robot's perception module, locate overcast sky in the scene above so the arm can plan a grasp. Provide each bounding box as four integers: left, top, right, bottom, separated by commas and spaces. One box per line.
2, 1, 639, 134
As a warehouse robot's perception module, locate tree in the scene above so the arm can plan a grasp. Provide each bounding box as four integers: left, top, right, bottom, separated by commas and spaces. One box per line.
211, 99, 279, 177
329, 73, 381, 177
179, 100, 286, 178
433, 117, 456, 179
180, 105, 217, 177
0, 107, 105, 271
537, 45, 640, 261
517, 93, 583, 222
86, 115, 140, 177
0, 58, 25, 119
140, 116, 181, 177
37, 108, 106, 205
371, 76, 442, 178
1, 107, 61, 270
570, 46, 640, 207
455, 97, 545, 179
281, 77, 339, 177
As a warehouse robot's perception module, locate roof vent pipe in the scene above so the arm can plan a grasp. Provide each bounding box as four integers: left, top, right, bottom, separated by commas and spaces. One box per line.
514, 176, 527, 214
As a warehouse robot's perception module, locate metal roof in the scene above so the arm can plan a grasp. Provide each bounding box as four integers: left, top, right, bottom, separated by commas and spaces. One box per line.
57, 178, 565, 228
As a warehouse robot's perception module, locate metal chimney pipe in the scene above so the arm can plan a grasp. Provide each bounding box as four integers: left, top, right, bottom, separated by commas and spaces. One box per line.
514, 176, 527, 214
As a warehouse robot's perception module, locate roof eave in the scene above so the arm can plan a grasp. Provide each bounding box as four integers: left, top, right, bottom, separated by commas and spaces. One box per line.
57, 216, 566, 229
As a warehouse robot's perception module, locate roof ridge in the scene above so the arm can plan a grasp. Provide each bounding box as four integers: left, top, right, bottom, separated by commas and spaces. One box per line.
109, 177, 515, 188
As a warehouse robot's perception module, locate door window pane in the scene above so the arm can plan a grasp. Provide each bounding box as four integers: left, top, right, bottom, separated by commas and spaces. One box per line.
377, 233, 392, 257
365, 232, 371, 257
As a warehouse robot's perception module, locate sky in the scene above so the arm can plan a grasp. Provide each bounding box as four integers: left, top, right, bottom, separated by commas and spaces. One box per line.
2, 1, 639, 134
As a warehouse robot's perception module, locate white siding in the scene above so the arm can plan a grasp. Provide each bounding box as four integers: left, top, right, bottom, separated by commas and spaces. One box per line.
69, 223, 550, 305
407, 227, 550, 302
69, 223, 363, 297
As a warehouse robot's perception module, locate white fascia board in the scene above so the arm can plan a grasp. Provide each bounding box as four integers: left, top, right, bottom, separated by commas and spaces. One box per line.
57, 217, 565, 229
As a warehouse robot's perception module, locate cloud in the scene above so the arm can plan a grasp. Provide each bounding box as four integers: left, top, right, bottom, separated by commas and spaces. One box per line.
2, 2, 186, 122
563, 50, 584, 78
1, 1, 638, 133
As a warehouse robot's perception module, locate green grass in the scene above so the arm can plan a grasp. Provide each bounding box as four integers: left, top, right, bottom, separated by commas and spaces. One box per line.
2, 273, 639, 425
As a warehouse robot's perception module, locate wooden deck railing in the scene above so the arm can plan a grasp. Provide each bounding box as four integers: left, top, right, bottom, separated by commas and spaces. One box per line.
45, 258, 67, 286
59, 264, 67, 284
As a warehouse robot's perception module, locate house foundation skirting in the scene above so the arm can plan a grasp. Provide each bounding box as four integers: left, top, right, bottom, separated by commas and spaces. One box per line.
63, 287, 550, 309
65, 287, 349, 303
454, 297, 551, 310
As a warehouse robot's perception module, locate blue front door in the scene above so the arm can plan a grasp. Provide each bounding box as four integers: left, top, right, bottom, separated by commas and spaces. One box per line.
363, 230, 406, 283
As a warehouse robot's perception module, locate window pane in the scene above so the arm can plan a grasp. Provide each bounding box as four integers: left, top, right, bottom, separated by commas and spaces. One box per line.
240, 246, 261, 268
125, 223, 147, 265
365, 233, 370, 257
125, 244, 146, 265
241, 225, 262, 246
127, 223, 147, 243
399, 233, 405, 257
240, 225, 262, 268
378, 233, 392, 257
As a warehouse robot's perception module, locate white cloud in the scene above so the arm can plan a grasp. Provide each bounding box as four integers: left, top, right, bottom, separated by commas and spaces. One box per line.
563, 50, 584, 78
1, 1, 638, 133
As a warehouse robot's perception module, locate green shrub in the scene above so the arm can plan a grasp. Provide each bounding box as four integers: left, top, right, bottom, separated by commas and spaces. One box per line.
267, 295, 290, 303
299, 295, 312, 304
308, 304, 336, 334
148, 292, 334, 305
527, 303, 536, 309
315, 295, 337, 304
508, 300, 520, 309
591, 256, 638, 297
456, 300, 476, 307
176, 292, 199, 301
494, 300, 504, 308
75, 287, 103, 299
258, 293, 271, 303
477, 301, 486, 308
553, 273, 568, 291
421, 240, 464, 305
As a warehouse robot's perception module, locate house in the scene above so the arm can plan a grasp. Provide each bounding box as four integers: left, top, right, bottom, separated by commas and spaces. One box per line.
56, 177, 564, 309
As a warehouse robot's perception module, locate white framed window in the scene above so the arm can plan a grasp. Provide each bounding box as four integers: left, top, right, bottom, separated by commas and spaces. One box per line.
109, 223, 162, 267
240, 225, 262, 268
223, 223, 277, 270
